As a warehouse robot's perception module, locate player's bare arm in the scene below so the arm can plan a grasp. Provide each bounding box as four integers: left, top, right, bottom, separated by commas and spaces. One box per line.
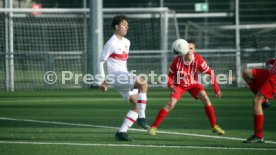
215, 90, 222, 98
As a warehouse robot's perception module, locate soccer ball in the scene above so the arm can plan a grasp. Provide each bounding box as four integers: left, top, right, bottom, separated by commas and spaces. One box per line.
172, 39, 189, 56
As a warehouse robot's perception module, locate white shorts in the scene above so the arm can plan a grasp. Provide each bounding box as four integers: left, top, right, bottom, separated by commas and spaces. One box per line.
108, 71, 138, 101
119, 89, 139, 101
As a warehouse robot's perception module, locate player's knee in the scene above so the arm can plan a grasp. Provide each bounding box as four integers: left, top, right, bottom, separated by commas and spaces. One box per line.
253, 101, 261, 112
253, 96, 262, 106
165, 103, 175, 111
197, 91, 209, 102
135, 80, 148, 91
202, 99, 212, 106
141, 82, 148, 89
201, 94, 209, 101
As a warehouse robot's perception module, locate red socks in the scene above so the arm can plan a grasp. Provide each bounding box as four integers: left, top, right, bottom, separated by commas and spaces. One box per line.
254, 114, 264, 138
151, 108, 168, 128
204, 105, 217, 128
152, 106, 217, 128
248, 82, 265, 138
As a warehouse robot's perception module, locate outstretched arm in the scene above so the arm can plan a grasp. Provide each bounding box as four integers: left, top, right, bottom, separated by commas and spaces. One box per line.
205, 69, 222, 98
198, 55, 222, 98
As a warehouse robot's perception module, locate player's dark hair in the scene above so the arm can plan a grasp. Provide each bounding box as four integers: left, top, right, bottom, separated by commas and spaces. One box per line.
187, 39, 196, 44
112, 15, 128, 30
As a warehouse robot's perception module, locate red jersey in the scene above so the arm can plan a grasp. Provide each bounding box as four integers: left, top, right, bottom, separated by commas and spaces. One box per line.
168, 53, 220, 94
254, 58, 276, 99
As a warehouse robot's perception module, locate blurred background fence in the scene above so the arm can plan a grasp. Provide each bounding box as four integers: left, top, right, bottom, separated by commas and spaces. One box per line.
1, 0, 276, 91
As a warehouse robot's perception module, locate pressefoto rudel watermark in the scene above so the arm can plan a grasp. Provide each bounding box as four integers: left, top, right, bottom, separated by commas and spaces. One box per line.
44, 71, 57, 84
44, 70, 233, 85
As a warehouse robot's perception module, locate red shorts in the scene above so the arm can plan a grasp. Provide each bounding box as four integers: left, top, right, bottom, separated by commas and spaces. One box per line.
170, 83, 205, 100
252, 69, 276, 99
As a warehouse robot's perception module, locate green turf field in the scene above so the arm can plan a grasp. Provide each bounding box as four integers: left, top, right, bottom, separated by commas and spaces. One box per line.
0, 88, 276, 155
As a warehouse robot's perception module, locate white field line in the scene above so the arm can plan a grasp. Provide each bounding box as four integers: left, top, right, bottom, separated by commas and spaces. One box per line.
0, 98, 169, 103
0, 140, 276, 151
0, 117, 276, 145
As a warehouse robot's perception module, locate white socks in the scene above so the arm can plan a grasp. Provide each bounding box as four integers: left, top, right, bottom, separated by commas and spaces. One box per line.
118, 110, 138, 132
137, 93, 147, 118
118, 93, 147, 133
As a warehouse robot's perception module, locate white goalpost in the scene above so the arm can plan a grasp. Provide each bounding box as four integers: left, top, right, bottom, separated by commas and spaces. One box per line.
1, 7, 90, 90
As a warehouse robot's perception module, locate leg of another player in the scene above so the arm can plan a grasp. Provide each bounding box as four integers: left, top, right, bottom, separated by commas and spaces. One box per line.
242, 69, 270, 109
243, 69, 259, 95
134, 78, 150, 129
148, 98, 178, 135
163, 98, 178, 112
252, 93, 265, 139
197, 91, 225, 135
243, 92, 265, 143
254, 92, 265, 115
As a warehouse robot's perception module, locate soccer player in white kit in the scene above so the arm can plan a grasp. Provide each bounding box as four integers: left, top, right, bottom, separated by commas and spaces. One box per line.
98, 15, 149, 141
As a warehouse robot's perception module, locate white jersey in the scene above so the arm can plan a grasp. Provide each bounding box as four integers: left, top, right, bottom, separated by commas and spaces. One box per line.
98, 34, 130, 83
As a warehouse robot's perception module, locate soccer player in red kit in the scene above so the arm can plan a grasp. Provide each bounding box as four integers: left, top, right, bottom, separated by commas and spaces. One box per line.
242, 58, 276, 143
148, 40, 225, 136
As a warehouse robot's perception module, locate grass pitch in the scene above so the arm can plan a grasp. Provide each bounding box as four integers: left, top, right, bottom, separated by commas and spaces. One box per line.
0, 88, 276, 155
